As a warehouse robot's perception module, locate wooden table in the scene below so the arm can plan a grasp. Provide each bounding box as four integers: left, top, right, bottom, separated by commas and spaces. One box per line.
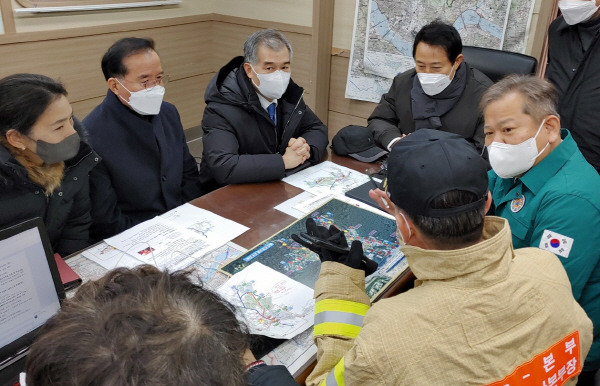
190, 150, 415, 297
190, 151, 415, 385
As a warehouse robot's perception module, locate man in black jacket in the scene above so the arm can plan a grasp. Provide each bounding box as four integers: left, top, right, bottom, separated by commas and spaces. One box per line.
84, 38, 202, 240
199, 29, 329, 194
546, 0, 600, 174
368, 21, 492, 153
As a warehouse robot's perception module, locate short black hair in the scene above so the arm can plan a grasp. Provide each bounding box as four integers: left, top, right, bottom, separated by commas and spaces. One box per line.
0, 73, 67, 137
404, 190, 486, 249
412, 20, 462, 63
101, 37, 156, 81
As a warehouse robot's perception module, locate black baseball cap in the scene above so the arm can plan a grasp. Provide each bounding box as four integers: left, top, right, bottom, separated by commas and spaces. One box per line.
331, 125, 388, 163
385, 129, 488, 217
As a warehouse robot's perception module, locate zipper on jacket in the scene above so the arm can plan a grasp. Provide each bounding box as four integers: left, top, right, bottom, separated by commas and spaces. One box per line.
279, 91, 305, 152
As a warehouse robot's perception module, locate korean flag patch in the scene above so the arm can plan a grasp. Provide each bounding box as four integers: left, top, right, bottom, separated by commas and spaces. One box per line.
539, 229, 574, 258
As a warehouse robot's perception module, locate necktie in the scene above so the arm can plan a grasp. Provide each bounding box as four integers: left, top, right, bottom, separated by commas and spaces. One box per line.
267, 103, 277, 125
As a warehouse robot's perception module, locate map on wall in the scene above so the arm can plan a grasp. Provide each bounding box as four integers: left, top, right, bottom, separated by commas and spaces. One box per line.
346, 0, 536, 102
220, 198, 407, 299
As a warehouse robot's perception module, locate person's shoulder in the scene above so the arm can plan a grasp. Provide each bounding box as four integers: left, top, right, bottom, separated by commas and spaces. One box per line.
82, 97, 109, 131
393, 68, 416, 83
542, 151, 600, 208
159, 100, 178, 115
512, 247, 573, 286
468, 65, 494, 89
549, 16, 567, 35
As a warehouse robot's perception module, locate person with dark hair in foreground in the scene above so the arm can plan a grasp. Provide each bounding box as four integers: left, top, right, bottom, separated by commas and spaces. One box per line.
368, 20, 492, 154
0, 73, 99, 255
84, 37, 202, 241
302, 129, 592, 385
24, 265, 296, 386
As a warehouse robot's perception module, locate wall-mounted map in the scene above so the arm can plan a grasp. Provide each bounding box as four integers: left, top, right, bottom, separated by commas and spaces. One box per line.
346, 0, 536, 102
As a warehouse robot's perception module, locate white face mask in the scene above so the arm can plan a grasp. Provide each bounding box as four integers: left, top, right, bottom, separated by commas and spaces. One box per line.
559, 0, 600, 25
417, 63, 456, 96
116, 79, 165, 115
487, 119, 550, 179
250, 65, 291, 100
395, 212, 412, 246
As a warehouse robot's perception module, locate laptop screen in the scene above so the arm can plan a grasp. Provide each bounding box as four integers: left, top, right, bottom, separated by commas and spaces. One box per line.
0, 218, 64, 367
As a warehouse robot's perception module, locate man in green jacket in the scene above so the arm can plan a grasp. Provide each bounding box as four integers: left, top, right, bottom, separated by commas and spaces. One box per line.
482, 75, 600, 383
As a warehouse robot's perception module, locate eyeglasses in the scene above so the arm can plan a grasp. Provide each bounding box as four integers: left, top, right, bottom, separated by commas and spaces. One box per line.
120, 75, 170, 90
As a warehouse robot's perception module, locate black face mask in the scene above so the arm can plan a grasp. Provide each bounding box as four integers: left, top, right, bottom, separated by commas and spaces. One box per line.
31, 132, 80, 164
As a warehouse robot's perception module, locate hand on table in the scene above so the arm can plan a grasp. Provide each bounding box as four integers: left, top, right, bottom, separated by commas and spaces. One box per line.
283, 137, 310, 169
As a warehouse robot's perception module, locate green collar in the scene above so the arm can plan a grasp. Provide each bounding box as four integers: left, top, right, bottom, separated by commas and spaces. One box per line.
520, 129, 575, 195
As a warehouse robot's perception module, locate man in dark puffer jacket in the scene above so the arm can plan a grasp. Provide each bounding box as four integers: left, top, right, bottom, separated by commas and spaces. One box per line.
199, 29, 329, 194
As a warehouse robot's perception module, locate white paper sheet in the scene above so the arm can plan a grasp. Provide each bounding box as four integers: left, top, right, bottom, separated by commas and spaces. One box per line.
282, 161, 370, 195
274, 191, 317, 218
104, 217, 216, 271
80, 242, 143, 270
261, 327, 317, 377
160, 203, 249, 245
218, 262, 314, 339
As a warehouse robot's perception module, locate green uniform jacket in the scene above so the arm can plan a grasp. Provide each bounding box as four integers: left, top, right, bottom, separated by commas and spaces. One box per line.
489, 129, 600, 371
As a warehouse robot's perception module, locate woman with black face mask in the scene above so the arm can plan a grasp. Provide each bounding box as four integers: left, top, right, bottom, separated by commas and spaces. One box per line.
0, 74, 100, 256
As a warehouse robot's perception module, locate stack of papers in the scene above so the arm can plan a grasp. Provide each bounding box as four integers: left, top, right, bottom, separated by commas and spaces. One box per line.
80, 204, 249, 288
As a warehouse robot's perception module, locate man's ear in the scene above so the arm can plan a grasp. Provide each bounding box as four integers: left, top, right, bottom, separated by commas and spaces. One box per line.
485, 191, 493, 214
107, 78, 120, 96
454, 53, 464, 68
544, 114, 562, 144
5, 129, 27, 150
243, 63, 254, 79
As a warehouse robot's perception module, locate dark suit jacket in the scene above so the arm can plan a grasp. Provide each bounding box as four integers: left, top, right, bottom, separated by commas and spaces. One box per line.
84, 91, 202, 240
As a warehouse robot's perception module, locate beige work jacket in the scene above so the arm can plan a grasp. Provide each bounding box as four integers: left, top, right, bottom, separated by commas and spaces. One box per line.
307, 217, 593, 386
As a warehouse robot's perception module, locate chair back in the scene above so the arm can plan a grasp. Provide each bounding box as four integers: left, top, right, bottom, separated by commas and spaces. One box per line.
461, 45, 538, 83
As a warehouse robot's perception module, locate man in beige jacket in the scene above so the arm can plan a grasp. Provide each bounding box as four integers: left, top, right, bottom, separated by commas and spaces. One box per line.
304, 129, 593, 386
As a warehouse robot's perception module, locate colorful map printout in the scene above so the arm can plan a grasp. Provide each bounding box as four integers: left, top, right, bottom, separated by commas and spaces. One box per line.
220, 198, 407, 299
218, 262, 315, 339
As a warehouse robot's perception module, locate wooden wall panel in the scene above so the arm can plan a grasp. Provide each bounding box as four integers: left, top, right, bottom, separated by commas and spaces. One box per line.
71, 95, 106, 120
0, 21, 213, 106
0, 15, 316, 132
164, 73, 215, 130
327, 53, 377, 139
327, 111, 367, 141
328, 54, 377, 119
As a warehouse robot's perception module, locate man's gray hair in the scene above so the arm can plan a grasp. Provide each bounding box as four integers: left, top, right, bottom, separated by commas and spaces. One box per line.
479, 75, 560, 123
243, 29, 293, 64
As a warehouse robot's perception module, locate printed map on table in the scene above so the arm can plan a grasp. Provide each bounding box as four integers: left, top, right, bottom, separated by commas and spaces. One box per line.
218, 262, 314, 339
185, 243, 245, 290
261, 328, 316, 377
221, 198, 406, 298
347, 0, 536, 102
282, 161, 370, 196
74, 242, 245, 291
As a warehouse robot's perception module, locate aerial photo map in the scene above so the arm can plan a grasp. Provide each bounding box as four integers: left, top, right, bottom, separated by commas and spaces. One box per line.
221, 198, 407, 299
